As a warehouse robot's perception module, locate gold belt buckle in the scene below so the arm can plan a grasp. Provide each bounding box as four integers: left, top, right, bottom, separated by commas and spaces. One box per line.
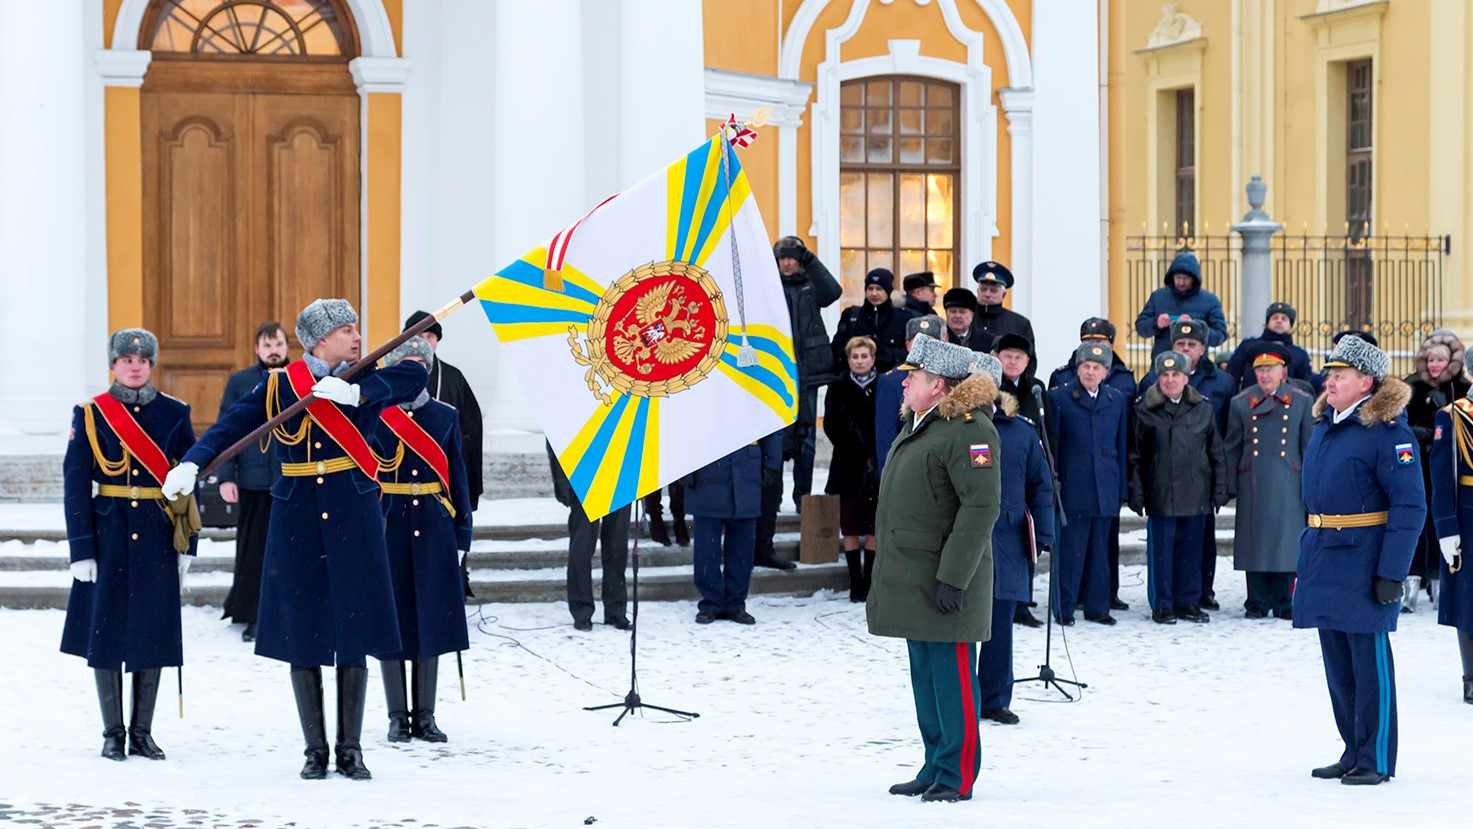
129, 485, 140, 500
1308, 514, 1323, 528
410, 482, 422, 496
315, 461, 327, 475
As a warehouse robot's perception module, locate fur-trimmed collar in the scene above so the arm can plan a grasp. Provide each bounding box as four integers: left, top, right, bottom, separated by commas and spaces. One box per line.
997, 390, 1019, 417
902, 371, 999, 420
1312, 376, 1412, 425
1143, 382, 1203, 409
1414, 329, 1468, 385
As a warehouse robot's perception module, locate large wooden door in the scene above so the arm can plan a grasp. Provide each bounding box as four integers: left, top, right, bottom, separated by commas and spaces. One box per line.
141, 64, 359, 433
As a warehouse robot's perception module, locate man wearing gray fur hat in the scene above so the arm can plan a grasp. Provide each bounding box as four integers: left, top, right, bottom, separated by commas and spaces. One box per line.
1296, 334, 1425, 785
166, 298, 428, 781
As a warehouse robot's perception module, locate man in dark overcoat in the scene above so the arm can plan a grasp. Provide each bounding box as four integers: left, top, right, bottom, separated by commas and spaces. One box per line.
684, 432, 783, 624
63, 329, 197, 762
1225, 302, 1315, 392
829, 268, 912, 373
869, 334, 1002, 804
902, 271, 939, 317
971, 261, 1035, 344
165, 299, 427, 781
1296, 335, 1424, 786
876, 315, 943, 478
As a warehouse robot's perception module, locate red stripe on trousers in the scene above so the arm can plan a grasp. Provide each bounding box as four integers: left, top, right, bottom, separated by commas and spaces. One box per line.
955, 642, 979, 796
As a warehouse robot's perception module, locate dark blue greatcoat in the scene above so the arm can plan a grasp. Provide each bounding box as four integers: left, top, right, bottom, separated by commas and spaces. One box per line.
874, 369, 906, 478
61, 392, 198, 671
684, 433, 784, 519
1294, 381, 1426, 633
371, 398, 473, 661
1047, 384, 1129, 518
182, 362, 428, 666
1430, 402, 1473, 632
1048, 350, 1138, 403
990, 404, 1055, 602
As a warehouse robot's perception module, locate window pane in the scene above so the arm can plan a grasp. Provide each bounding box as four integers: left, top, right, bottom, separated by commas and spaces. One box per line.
899, 138, 924, 164
867, 137, 892, 164
839, 173, 865, 247
839, 249, 866, 300
927, 84, 952, 106
867, 108, 891, 135
841, 136, 864, 163
868, 249, 894, 278
900, 249, 925, 277
899, 109, 923, 136
841, 83, 862, 106
840, 108, 863, 133
925, 109, 954, 137
899, 81, 923, 107
867, 173, 893, 245
899, 174, 925, 248
927, 175, 953, 248
927, 250, 953, 281
926, 138, 953, 164
866, 80, 891, 107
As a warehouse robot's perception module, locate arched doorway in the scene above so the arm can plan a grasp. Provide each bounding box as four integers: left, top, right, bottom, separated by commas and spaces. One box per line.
137, 0, 362, 432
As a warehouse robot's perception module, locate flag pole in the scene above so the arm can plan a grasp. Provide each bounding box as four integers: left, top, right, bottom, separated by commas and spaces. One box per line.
197, 290, 477, 480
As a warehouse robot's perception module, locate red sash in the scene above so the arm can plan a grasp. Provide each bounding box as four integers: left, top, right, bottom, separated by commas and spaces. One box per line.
285, 361, 379, 482
379, 406, 452, 489
91, 392, 172, 485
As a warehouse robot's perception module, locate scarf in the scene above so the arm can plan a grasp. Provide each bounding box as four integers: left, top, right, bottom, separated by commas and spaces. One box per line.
400, 389, 431, 411
851, 370, 877, 389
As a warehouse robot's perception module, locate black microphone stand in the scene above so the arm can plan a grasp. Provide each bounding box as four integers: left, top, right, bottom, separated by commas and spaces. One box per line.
1012, 384, 1087, 700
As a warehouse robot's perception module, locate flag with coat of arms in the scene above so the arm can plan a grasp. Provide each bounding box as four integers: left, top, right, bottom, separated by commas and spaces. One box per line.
473, 124, 798, 520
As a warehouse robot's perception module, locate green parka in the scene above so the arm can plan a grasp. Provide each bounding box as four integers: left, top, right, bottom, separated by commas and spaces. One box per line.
866, 372, 1004, 643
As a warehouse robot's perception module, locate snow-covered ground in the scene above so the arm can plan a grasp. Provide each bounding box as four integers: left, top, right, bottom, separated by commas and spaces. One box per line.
1, 566, 1466, 828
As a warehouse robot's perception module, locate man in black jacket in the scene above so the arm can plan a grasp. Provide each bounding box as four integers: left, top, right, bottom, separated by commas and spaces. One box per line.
902, 271, 939, 317
830, 268, 912, 373
941, 288, 998, 354
1225, 302, 1316, 392
218, 321, 289, 642
403, 311, 484, 508
972, 261, 1035, 345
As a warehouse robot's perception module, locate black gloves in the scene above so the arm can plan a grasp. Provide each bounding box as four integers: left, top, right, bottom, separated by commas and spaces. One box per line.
935, 582, 966, 614
1373, 577, 1402, 605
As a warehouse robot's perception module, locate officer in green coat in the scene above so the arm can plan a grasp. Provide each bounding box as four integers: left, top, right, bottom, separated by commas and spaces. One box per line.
868, 333, 1003, 804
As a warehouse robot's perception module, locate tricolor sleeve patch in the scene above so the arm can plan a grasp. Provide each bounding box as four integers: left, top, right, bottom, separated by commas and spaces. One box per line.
970, 443, 991, 467
1395, 443, 1415, 465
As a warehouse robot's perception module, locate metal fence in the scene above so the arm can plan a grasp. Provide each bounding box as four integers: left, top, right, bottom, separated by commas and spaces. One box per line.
1124, 234, 1239, 379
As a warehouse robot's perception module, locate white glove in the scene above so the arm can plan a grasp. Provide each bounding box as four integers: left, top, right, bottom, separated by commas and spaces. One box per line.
1440, 536, 1460, 567
311, 376, 361, 406
70, 559, 97, 583
161, 461, 199, 501
178, 554, 192, 583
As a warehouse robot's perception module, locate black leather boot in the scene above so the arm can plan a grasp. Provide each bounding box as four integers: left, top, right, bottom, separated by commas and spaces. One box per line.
290, 668, 328, 779
94, 668, 126, 761
643, 493, 672, 546
1460, 632, 1473, 704
380, 660, 411, 742
410, 658, 447, 742
845, 549, 863, 602
672, 517, 690, 547
127, 669, 165, 759
335, 666, 372, 779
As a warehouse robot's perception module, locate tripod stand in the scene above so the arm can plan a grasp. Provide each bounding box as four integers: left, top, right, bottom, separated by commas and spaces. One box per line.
585, 499, 699, 725
1012, 386, 1087, 701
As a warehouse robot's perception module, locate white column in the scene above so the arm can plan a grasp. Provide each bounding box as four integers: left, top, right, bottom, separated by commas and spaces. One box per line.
614, 0, 705, 188
1028, 7, 1102, 371
999, 89, 1034, 328
0, 0, 91, 436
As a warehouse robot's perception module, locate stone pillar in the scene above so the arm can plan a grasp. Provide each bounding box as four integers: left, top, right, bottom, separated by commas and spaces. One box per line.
1230, 176, 1283, 341
615, 0, 704, 188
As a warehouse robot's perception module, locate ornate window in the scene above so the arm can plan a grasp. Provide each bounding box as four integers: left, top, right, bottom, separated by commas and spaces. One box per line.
838, 77, 960, 303
1174, 88, 1195, 236
142, 0, 357, 58
1345, 59, 1373, 327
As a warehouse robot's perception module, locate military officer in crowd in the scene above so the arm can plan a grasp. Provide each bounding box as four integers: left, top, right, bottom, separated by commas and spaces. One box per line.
1429, 349, 1473, 703
902, 271, 940, 317
974, 353, 1054, 724
876, 315, 944, 478
971, 261, 1035, 344
63, 329, 197, 762
870, 334, 1001, 803
941, 288, 997, 354
370, 338, 473, 742
1048, 342, 1129, 625
1296, 335, 1424, 786
1225, 302, 1316, 393
164, 299, 428, 781
1224, 342, 1315, 620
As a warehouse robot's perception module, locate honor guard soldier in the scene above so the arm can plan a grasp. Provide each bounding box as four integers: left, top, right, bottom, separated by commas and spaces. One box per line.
1297, 335, 1425, 786
973, 353, 1054, 724
62, 329, 197, 762
370, 338, 473, 742
1429, 345, 1473, 703
164, 299, 428, 781
870, 334, 1002, 804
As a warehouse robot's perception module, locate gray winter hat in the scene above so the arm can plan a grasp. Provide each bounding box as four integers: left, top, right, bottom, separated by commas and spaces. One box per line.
1324, 333, 1391, 382
108, 328, 158, 365
1153, 351, 1190, 376
1169, 318, 1207, 344
1075, 341, 1113, 369
296, 299, 358, 353
906, 314, 944, 340
385, 336, 434, 371
898, 333, 979, 380
971, 351, 1003, 386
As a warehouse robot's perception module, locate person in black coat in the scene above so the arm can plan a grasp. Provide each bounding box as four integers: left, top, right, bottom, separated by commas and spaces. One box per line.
830, 268, 912, 374
1225, 302, 1315, 392
547, 442, 630, 631
1403, 329, 1472, 607
824, 336, 881, 602
217, 321, 289, 642
403, 311, 483, 508
994, 332, 1052, 626
941, 288, 998, 354
972, 261, 1035, 345
902, 271, 939, 317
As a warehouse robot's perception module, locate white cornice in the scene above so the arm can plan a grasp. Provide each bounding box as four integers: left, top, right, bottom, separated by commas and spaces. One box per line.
704, 69, 813, 128
349, 57, 412, 94
94, 49, 152, 88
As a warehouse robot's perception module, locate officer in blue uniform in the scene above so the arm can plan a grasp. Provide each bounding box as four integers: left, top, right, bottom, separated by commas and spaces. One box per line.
1428, 349, 1473, 704
974, 353, 1054, 725
875, 315, 943, 478
63, 329, 197, 762
683, 431, 784, 624
1048, 342, 1129, 625
369, 338, 473, 743
164, 299, 427, 781
1297, 335, 1424, 786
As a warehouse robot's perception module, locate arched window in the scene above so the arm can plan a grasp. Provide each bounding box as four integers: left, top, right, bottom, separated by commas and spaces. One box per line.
838, 76, 960, 302
142, 0, 358, 59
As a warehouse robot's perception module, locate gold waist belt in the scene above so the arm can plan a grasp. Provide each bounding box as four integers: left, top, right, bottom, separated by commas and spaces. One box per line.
97, 485, 164, 499
281, 457, 360, 477
1460, 475, 1473, 487
1307, 511, 1389, 529
379, 481, 455, 518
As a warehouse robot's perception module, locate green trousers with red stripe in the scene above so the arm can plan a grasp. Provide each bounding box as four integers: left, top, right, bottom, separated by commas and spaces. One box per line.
906, 640, 982, 797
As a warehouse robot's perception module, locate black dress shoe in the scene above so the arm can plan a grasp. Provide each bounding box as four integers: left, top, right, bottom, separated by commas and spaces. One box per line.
1085, 614, 1117, 626
300, 748, 329, 780
1341, 768, 1390, 786
1110, 596, 1130, 611
723, 610, 757, 625
1200, 596, 1221, 611
1311, 762, 1352, 779
889, 778, 931, 796
1152, 609, 1177, 625
1175, 607, 1210, 623
695, 610, 716, 624
573, 618, 593, 632
605, 615, 632, 630
1013, 607, 1041, 627
1056, 615, 1075, 626
754, 555, 797, 571
1274, 607, 1293, 620
242, 623, 257, 642
981, 707, 1020, 725
386, 714, 412, 743
1463, 677, 1473, 703
101, 728, 127, 762
335, 747, 372, 780
1244, 608, 1268, 619
921, 783, 970, 802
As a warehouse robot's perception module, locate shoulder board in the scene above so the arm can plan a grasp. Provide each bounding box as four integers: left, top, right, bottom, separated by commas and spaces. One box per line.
159, 392, 186, 405
963, 412, 974, 422
1017, 414, 1036, 427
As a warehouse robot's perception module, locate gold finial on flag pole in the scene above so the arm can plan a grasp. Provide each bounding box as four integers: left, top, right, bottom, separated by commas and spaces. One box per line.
745, 108, 772, 129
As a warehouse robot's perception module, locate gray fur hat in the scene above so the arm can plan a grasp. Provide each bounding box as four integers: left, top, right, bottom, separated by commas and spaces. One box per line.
296, 299, 358, 353
898, 334, 979, 380
971, 351, 1003, 386
1153, 351, 1190, 376
1075, 341, 1113, 369
1169, 318, 1207, 344
1324, 334, 1391, 382
108, 328, 158, 365
384, 336, 434, 370
906, 314, 944, 340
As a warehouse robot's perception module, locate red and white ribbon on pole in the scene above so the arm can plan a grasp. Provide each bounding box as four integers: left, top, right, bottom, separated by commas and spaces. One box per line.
543, 193, 618, 291
722, 113, 758, 149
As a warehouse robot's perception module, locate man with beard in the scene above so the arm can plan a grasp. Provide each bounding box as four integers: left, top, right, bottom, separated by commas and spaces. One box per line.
217, 321, 289, 642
